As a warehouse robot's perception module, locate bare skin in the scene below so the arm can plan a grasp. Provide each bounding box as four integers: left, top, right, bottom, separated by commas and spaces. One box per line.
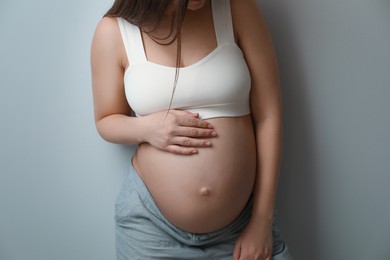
91, 0, 282, 259
134, 115, 256, 233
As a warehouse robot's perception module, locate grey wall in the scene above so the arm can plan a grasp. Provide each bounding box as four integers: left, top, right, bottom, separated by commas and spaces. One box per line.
0, 0, 131, 259
258, 0, 390, 259
0, 0, 389, 260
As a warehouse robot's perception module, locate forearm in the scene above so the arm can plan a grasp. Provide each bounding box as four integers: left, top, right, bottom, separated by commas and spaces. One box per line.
251, 117, 283, 222
95, 114, 145, 145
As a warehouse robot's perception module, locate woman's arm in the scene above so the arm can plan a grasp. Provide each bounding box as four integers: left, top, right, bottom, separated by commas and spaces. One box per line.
91, 17, 139, 144
91, 17, 216, 154
231, 0, 283, 259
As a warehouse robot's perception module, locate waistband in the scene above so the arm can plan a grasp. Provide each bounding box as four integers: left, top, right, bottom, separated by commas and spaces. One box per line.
127, 159, 253, 246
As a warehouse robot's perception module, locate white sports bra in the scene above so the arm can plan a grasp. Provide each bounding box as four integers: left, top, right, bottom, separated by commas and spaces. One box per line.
117, 0, 251, 119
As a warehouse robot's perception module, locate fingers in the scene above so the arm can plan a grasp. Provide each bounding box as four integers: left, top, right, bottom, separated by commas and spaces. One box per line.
233, 244, 272, 260
169, 110, 199, 118
232, 243, 241, 260
174, 126, 217, 138
163, 137, 212, 155
145, 110, 218, 155
172, 137, 213, 148
237, 252, 272, 260
165, 145, 198, 155
178, 116, 214, 129
166, 110, 214, 129
165, 111, 217, 138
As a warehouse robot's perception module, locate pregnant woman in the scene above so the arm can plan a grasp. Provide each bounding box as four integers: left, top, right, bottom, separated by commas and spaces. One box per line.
91, 0, 293, 259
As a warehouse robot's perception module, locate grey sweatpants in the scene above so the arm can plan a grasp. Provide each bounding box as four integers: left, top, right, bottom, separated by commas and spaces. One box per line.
114, 163, 293, 260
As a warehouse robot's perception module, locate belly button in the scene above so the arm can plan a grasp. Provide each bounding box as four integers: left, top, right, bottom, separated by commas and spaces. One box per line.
199, 187, 211, 196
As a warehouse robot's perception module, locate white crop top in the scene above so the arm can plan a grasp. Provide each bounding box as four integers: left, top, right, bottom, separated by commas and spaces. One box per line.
117, 0, 251, 119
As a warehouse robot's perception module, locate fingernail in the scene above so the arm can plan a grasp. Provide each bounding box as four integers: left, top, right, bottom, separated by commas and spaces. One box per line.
211, 131, 217, 137
192, 149, 198, 154
205, 141, 211, 146
207, 124, 214, 128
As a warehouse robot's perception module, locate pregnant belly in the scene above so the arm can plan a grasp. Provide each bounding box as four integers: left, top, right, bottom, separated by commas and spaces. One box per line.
134, 115, 257, 233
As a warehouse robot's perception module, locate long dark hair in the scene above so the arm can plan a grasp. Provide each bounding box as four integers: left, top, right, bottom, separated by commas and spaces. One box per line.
105, 0, 190, 111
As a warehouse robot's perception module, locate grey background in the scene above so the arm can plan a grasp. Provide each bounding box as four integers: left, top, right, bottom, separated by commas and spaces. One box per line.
0, 0, 389, 259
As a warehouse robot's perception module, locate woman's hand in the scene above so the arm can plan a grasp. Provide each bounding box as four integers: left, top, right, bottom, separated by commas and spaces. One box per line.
141, 110, 217, 155
233, 218, 273, 260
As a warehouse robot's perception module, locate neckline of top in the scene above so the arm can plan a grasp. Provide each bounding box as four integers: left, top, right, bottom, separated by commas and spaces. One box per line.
135, 0, 221, 70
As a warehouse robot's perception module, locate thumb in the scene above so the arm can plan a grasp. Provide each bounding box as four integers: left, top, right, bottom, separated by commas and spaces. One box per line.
169, 109, 199, 118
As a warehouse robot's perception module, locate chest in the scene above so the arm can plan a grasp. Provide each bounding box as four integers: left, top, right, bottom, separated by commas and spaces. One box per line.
140, 9, 217, 68
124, 44, 251, 116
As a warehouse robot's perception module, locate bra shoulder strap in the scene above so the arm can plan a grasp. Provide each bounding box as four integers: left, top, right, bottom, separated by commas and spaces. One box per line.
212, 0, 235, 45
117, 17, 147, 65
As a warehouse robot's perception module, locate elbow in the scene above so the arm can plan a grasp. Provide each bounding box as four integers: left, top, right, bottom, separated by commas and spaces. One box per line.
95, 120, 109, 142
94, 118, 117, 144
252, 111, 282, 126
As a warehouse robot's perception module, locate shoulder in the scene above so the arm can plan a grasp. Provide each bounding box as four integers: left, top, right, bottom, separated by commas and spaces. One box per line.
230, 0, 269, 44
91, 17, 126, 66
230, 0, 260, 15
230, 0, 260, 20
92, 17, 122, 48
95, 16, 120, 34
230, 0, 258, 9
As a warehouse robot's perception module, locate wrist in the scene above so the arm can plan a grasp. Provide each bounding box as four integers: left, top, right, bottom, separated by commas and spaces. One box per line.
134, 115, 149, 144
250, 210, 274, 224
